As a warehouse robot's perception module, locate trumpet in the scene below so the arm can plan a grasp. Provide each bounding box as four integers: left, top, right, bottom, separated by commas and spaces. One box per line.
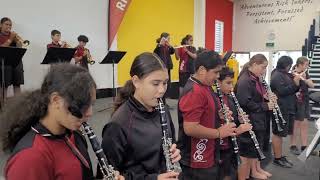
14, 34, 30, 48
84, 49, 95, 65
58, 40, 72, 48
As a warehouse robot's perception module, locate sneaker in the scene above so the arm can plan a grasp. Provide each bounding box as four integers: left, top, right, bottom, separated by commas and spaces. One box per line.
273, 158, 292, 168
290, 145, 301, 155
281, 156, 293, 167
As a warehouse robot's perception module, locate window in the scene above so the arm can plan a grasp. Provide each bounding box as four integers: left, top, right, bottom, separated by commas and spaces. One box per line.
214, 20, 224, 53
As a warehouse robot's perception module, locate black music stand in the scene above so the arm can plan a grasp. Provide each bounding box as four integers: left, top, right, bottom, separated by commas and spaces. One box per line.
0, 47, 27, 109
41, 47, 76, 64
98, 51, 126, 112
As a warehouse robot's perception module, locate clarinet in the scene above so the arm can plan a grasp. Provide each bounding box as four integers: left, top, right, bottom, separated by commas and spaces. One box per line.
215, 82, 241, 165
157, 98, 182, 173
82, 122, 116, 180
260, 78, 286, 132
230, 92, 266, 160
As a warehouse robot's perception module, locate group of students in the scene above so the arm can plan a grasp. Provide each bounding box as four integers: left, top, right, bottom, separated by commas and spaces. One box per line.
0, 17, 196, 105
0, 17, 315, 180
0, 17, 94, 102
153, 32, 197, 100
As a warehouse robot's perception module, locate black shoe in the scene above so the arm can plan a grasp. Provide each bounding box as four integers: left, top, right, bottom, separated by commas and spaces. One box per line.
273, 158, 292, 168
281, 156, 293, 167
290, 145, 301, 155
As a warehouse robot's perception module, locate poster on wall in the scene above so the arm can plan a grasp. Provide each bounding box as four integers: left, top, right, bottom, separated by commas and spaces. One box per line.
233, 0, 320, 51
108, 0, 131, 49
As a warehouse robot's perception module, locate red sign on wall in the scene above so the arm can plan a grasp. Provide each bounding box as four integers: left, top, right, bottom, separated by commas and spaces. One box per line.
108, 0, 131, 48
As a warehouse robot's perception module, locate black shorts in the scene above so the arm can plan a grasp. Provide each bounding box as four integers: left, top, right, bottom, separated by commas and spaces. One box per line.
0, 62, 24, 87
295, 101, 310, 121
180, 164, 219, 180
219, 148, 235, 178
272, 113, 295, 137
238, 130, 265, 158
179, 72, 191, 87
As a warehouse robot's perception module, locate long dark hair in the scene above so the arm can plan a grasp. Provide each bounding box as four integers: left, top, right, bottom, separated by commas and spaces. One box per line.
238, 54, 268, 78
113, 52, 166, 112
181, 34, 192, 45
0, 64, 96, 152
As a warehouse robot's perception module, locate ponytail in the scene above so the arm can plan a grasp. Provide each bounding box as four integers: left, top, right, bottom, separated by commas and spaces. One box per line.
113, 80, 135, 114
1, 90, 48, 152
238, 62, 249, 79
156, 38, 161, 43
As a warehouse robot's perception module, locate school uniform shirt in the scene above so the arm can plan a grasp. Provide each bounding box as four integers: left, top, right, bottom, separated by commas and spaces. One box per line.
270, 69, 299, 114
0, 32, 10, 45
153, 44, 174, 70
74, 46, 89, 69
0, 32, 17, 47
177, 77, 220, 169
296, 72, 310, 103
177, 46, 196, 74
101, 96, 176, 180
5, 123, 94, 180
235, 71, 269, 131
47, 42, 62, 48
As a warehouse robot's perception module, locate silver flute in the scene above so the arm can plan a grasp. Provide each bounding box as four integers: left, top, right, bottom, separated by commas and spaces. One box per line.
157, 98, 182, 173
230, 92, 266, 160
82, 122, 116, 180
260, 78, 286, 132
215, 82, 241, 165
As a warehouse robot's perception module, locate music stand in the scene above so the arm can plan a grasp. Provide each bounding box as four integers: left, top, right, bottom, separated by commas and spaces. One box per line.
98, 51, 126, 112
41, 47, 76, 64
0, 47, 27, 109
298, 118, 320, 162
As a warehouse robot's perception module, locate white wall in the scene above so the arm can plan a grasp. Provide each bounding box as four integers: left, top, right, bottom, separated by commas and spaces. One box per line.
1, 0, 114, 91
194, 0, 206, 49
233, 0, 320, 51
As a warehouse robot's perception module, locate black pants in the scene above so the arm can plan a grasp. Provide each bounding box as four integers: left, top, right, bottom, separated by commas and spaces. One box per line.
180, 164, 219, 180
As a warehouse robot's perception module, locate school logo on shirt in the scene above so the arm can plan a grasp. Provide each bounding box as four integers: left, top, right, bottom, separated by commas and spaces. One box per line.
193, 139, 208, 162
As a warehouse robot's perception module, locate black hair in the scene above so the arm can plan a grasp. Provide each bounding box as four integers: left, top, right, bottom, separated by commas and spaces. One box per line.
77, 35, 89, 43
194, 50, 223, 71
218, 66, 234, 81
51, 29, 61, 36
0, 17, 11, 24
181, 37, 188, 45
114, 52, 166, 112
181, 34, 193, 45
156, 32, 170, 43
276, 56, 293, 70
0, 63, 96, 152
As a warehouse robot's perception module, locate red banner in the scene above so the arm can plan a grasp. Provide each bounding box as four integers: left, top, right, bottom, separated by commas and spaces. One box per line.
108, 0, 131, 49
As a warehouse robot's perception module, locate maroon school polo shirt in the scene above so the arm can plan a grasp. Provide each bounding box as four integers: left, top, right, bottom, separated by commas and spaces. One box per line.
178, 76, 219, 168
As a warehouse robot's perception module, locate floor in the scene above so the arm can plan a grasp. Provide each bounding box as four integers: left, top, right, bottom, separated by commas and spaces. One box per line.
1, 98, 319, 180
